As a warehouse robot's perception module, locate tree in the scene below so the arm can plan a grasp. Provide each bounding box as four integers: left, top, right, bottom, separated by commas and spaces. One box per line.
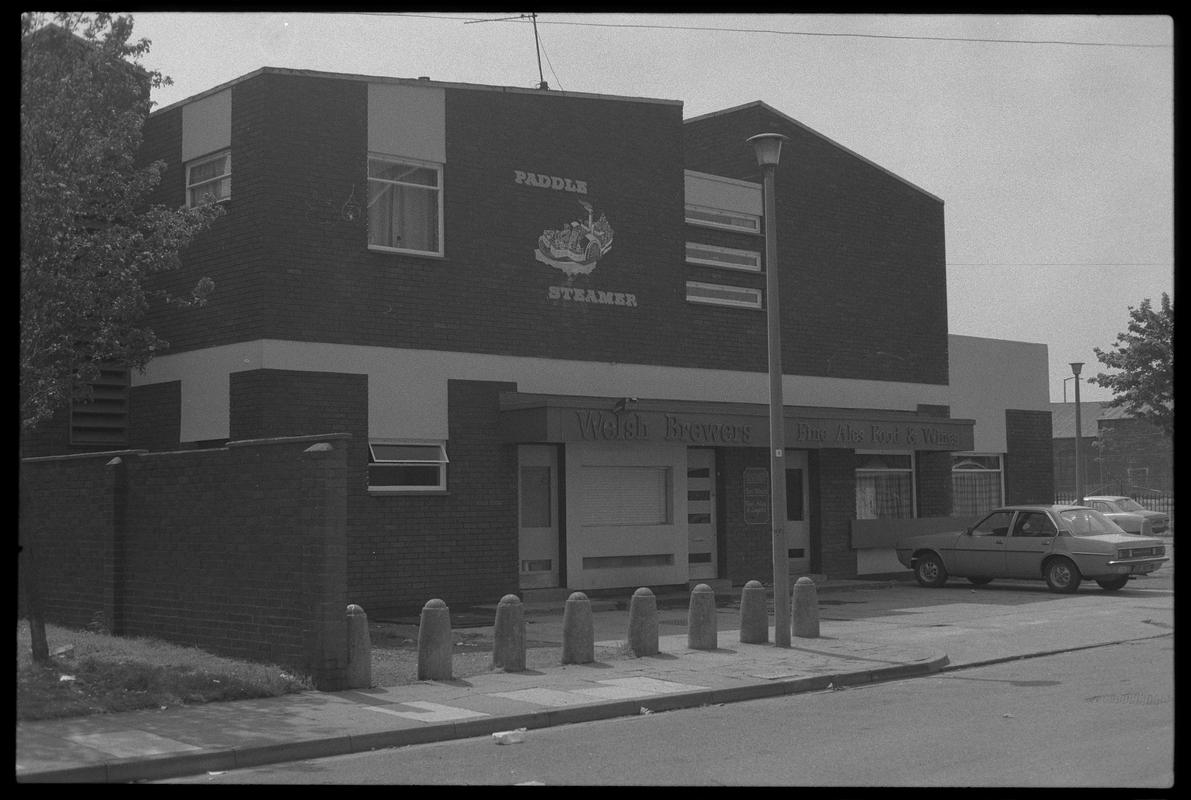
21, 12, 221, 665
1090, 293, 1174, 438
20, 12, 221, 434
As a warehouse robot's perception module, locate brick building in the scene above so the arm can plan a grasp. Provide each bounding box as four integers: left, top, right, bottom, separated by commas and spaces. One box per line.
23, 69, 1053, 612
1051, 402, 1173, 495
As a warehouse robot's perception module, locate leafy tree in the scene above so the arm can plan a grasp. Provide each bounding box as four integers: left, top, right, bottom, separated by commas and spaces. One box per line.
21, 12, 221, 664
20, 12, 221, 434
1090, 293, 1173, 438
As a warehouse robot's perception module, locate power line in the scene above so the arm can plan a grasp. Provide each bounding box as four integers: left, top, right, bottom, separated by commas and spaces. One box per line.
384, 12, 1170, 49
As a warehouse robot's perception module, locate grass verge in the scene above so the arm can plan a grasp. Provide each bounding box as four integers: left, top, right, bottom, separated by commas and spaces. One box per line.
16, 620, 312, 722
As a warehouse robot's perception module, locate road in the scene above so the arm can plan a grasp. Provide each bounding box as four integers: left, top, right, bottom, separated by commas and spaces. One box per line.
164, 557, 1173, 787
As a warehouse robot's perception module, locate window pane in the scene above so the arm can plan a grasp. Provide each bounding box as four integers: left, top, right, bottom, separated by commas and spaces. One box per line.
368, 180, 439, 252
785, 468, 804, 521
369, 160, 438, 186
952, 471, 1002, 516
371, 444, 445, 462
856, 471, 912, 519
369, 464, 441, 488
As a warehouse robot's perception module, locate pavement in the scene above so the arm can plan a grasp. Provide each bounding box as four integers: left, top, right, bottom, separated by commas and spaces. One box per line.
15, 565, 1174, 784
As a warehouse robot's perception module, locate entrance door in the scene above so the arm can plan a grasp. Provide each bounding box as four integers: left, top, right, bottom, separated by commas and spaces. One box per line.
687, 448, 718, 581
518, 445, 559, 589
785, 451, 811, 575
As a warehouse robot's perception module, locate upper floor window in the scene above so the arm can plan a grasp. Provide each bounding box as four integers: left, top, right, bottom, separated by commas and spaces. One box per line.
186, 150, 231, 207
367, 154, 443, 256
685, 241, 762, 272
684, 203, 760, 234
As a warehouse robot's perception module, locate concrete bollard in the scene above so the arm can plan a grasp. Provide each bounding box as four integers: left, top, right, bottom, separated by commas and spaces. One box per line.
628, 587, 659, 657
416, 598, 453, 680
346, 604, 372, 689
687, 583, 718, 650
561, 592, 595, 664
492, 594, 526, 672
792, 576, 821, 638
739, 580, 769, 644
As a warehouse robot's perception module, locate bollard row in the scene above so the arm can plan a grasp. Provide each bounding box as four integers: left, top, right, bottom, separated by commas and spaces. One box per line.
342, 579, 820, 690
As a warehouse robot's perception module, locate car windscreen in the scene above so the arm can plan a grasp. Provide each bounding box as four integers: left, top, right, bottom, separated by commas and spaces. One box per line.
1060, 508, 1127, 536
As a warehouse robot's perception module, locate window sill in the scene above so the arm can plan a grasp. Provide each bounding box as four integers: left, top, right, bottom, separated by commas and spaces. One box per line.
368, 487, 449, 496
367, 244, 446, 259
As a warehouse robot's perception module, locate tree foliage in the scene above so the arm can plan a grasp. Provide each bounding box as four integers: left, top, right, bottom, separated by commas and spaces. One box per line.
20, 12, 221, 433
1090, 292, 1173, 438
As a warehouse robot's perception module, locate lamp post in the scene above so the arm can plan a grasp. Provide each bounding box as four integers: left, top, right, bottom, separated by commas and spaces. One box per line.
748, 132, 791, 648
1070, 362, 1084, 504
1062, 376, 1076, 403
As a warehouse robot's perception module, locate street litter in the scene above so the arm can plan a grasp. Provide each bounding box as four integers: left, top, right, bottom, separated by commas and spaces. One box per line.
639, 707, 652, 715
58, 674, 76, 682
492, 728, 527, 745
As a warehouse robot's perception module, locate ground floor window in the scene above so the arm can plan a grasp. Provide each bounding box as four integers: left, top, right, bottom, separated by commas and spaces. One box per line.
952, 454, 1004, 516
580, 465, 673, 526
368, 440, 448, 493
855, 452, 915, 519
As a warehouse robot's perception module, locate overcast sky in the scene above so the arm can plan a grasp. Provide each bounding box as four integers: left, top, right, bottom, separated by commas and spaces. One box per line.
128, 12, 1173, 404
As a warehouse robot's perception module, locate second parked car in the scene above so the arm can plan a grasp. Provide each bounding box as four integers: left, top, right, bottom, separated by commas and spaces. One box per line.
895, 505, 1167, 593
1083, 495, 1169, 536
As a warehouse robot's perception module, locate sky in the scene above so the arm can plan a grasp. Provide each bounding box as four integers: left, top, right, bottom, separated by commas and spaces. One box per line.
126, 12, 1174, 404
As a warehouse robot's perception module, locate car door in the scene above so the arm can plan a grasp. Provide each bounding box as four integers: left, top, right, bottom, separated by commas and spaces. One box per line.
1003, 510, 1058, 578
950, 509, 1013, 576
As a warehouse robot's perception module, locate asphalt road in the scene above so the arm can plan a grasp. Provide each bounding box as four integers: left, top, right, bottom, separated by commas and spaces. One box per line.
163, 557, 1174, 786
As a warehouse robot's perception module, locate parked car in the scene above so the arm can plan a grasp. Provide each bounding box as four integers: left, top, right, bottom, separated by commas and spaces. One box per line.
895, 505, 1167, 593
1082, 495, 1169, 536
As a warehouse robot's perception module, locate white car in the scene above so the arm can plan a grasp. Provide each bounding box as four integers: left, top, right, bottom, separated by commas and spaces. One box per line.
1084, 495, 1169, 536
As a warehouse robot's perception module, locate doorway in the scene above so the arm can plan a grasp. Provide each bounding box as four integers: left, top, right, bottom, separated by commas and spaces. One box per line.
518, 445, 559, 589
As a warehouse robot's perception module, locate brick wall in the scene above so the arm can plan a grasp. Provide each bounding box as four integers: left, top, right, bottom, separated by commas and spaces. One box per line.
350, 380, 520, 614
816, 449, 859, 578
130, 380, 182, 451
19, 435, 352, 689
1005, 409, 1054, 504
684, 106, 950, 386
915, 450, 953, 517
139, 72, 946, 388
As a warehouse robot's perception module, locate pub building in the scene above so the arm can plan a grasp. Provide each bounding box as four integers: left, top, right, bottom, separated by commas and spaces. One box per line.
24, 69, 1052, 611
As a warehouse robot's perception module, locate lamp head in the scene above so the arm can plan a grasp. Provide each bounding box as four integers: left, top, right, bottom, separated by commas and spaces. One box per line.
747, 133, 788, 168
1069, 362, 1084, 377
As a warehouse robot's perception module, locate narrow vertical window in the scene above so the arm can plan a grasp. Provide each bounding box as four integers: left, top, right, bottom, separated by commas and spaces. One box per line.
186, 150, 232, 207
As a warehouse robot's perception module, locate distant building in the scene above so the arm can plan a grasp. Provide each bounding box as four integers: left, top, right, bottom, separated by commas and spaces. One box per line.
22, 68, 1053, 611
1051, 402, 1172, 495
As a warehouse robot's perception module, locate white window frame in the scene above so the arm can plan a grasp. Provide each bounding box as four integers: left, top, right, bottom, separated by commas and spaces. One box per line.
855, 451, 917, 519
367, 153, 444, 257
368, 440, 449, 494
684, 203, 761, 234
685, 241, 762, 272
185, 149, 232, 208
685, 281, 763, 310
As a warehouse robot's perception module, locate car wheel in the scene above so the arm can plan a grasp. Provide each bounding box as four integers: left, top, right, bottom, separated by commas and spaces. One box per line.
968, 577, 993, 586
1044, 557, 1082, 593
1096, 575, 1129, 592
914, 553, 948, 588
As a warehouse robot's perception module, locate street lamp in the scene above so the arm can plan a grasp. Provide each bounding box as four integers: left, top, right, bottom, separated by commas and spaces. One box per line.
1070, 362, 1084, 504
748, 132, 791, 648
1062, 376, 1076, 403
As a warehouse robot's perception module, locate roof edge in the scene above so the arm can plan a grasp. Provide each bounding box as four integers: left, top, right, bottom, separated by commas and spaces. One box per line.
685, 100, 943, 205
152, 66, 683, 117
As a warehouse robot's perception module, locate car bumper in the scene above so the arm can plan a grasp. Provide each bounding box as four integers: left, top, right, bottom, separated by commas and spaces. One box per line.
1103, 557, 1168, 575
